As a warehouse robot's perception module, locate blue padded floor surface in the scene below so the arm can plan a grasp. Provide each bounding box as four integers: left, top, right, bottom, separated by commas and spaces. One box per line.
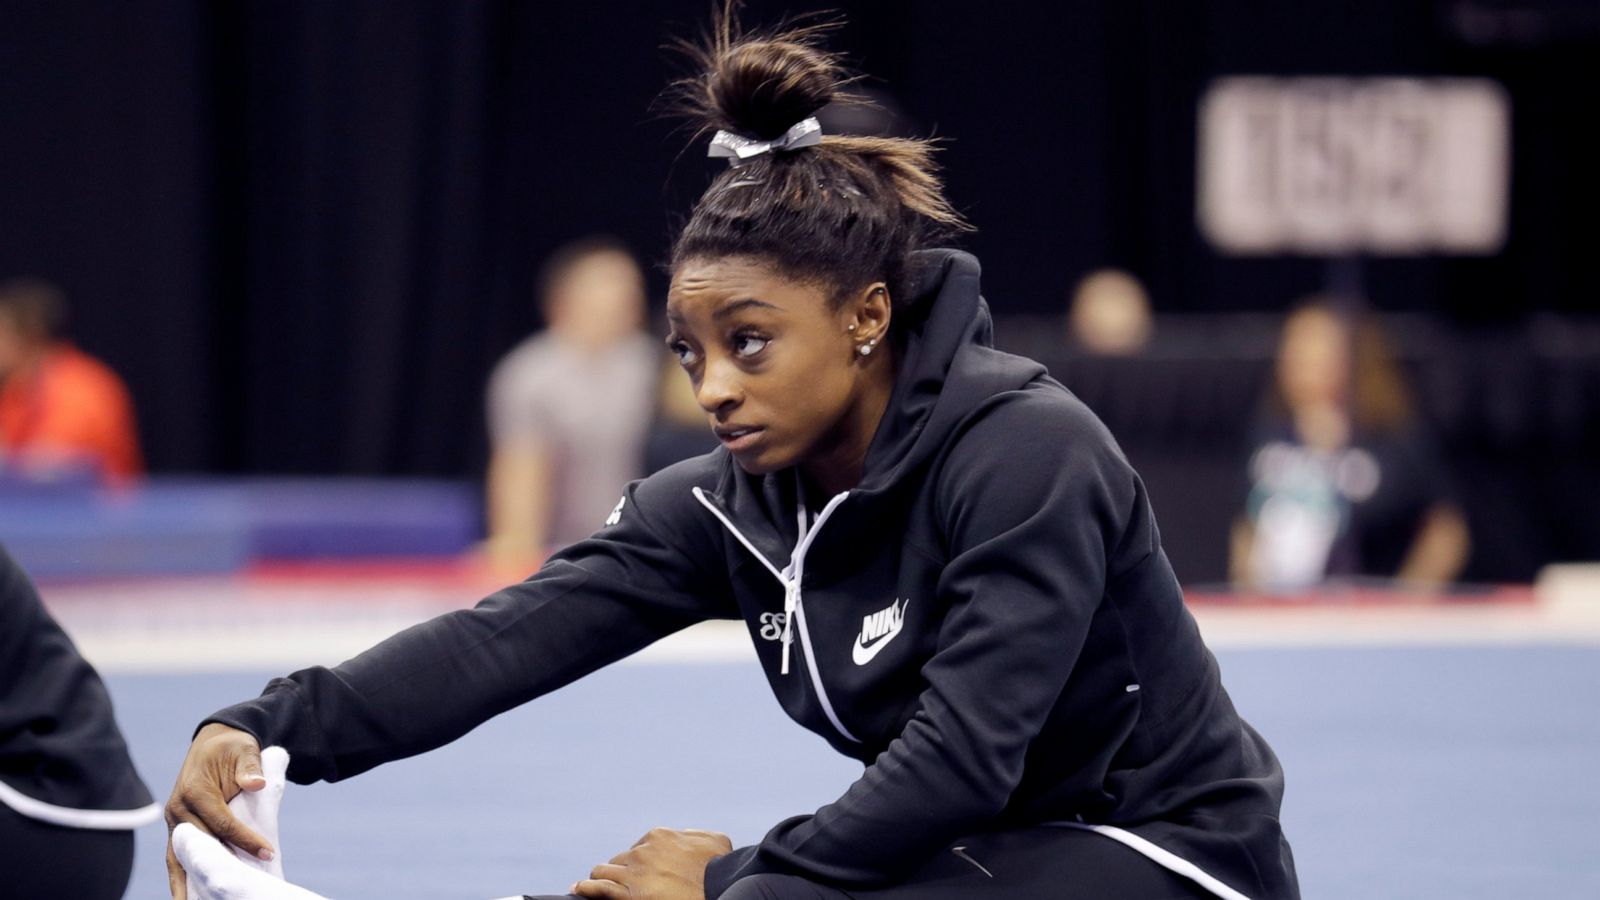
111, 645, 1600, 900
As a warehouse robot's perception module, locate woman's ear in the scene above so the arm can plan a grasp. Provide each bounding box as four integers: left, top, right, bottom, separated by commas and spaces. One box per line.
850, 282, 892, 348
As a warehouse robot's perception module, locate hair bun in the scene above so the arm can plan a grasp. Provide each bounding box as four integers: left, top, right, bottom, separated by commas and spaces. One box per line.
708, 39, 838, 140
668, 6, 970, 309
668, 12, 850, 142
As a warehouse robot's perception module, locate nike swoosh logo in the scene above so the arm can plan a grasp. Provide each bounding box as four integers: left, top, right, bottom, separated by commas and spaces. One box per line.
852, 599, 908, 666
852, 630, 899, 665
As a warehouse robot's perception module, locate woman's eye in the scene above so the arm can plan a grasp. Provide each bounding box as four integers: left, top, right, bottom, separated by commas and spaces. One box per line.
733, 334, 769, 358
669, 341, 699, 367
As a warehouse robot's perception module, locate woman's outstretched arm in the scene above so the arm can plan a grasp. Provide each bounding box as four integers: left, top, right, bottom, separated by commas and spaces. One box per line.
165, 463, 733, 895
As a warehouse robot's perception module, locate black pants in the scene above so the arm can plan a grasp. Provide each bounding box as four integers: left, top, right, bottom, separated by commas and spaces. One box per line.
531, 826, 1213, 900
0, 802, 136, 900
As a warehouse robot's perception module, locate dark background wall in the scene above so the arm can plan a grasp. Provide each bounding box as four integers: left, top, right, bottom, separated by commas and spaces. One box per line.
3, 1, 1597, 579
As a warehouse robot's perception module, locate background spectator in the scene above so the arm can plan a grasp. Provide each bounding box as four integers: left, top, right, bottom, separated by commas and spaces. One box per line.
1232, 300, 1471, 591
0, 279, 142, 487
1067, 269, 1153, 357
482, 238, 659, 572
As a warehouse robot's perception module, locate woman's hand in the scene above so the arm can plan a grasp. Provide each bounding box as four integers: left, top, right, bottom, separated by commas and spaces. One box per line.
164, 722, 273, 899
573, 827, 733, 900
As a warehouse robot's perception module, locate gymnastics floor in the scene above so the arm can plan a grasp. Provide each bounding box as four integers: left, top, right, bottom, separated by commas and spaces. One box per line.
40, 570, 1600, 900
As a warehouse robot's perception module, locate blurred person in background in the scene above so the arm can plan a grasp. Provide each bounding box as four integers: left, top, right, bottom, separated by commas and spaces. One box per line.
0, 278, 143, 487
1067, 268, 1153, 357
1231, 299, 1470, 592
481, 238, 659, 573
1, 545, 160, 898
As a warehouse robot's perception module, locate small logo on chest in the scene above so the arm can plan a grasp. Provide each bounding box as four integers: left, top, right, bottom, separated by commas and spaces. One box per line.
852, 598, 909, 665
758, 611, 786, 641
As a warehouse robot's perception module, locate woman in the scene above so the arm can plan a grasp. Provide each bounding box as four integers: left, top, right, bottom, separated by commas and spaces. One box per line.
166, 17, 1298, 900
1231, 300, 1470, 591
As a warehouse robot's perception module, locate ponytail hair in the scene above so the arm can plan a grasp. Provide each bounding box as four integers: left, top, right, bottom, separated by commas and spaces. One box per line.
664, 5, 969, 310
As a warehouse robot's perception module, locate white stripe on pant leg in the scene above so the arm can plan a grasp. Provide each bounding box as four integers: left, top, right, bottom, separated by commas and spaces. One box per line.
0, 777, 161, 830
1044, 822, 1253, 900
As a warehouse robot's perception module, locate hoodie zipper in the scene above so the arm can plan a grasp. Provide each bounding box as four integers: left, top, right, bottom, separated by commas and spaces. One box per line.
692, 486, 862, 744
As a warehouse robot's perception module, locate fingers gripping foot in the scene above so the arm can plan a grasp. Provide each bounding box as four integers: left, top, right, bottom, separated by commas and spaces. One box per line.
172, 824, 329, 900
179, 747, 544, 900
229, 746, 290, 878
174, 745, 327, 900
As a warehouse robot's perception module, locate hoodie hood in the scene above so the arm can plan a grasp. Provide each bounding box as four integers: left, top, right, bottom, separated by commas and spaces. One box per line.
700, 248, 1048, 570
855, 248, 1047, 497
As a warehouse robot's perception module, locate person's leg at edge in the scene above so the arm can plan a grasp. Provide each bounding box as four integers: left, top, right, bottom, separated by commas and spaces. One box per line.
0, 802, 136, 900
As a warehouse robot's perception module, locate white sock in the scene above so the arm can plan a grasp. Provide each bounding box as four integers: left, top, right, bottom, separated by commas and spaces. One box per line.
173, 823, 330, 900
183, 747, 521, 900
229, 746, 290, 878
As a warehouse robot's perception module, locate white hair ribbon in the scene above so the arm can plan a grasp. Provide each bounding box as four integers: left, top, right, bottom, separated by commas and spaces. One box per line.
707, 117, 823, 166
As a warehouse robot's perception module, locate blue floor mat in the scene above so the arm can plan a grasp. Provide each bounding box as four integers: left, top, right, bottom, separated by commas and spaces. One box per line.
109, 645, 1600, 899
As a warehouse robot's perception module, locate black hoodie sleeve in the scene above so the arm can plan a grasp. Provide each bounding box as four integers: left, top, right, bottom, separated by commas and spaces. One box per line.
704, 391, 1139, 894
205, 462, 734, 785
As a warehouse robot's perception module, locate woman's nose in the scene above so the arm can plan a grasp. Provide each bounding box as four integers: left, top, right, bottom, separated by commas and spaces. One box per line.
696, 359, 741, 413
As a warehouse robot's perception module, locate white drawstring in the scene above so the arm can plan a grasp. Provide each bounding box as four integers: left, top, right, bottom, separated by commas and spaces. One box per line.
693, 484, 862, 743
778, 505, 812, 675
779, 579, 798, 674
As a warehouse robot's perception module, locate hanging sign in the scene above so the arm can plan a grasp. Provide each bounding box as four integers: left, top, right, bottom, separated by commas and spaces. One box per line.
1198, 77, 1510, 255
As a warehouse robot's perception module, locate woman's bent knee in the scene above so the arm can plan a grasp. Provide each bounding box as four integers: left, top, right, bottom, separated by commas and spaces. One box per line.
721, 872, 844, 900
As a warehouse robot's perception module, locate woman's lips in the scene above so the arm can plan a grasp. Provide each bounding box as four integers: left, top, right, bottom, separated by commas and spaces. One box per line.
716, 426, 765, 453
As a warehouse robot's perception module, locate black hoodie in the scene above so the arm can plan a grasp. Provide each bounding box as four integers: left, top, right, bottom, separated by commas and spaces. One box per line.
209, 250, 1298, 900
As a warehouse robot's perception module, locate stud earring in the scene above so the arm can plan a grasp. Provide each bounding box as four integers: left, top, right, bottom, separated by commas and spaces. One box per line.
858, 339, 877, 357
847, 323, 857, 332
